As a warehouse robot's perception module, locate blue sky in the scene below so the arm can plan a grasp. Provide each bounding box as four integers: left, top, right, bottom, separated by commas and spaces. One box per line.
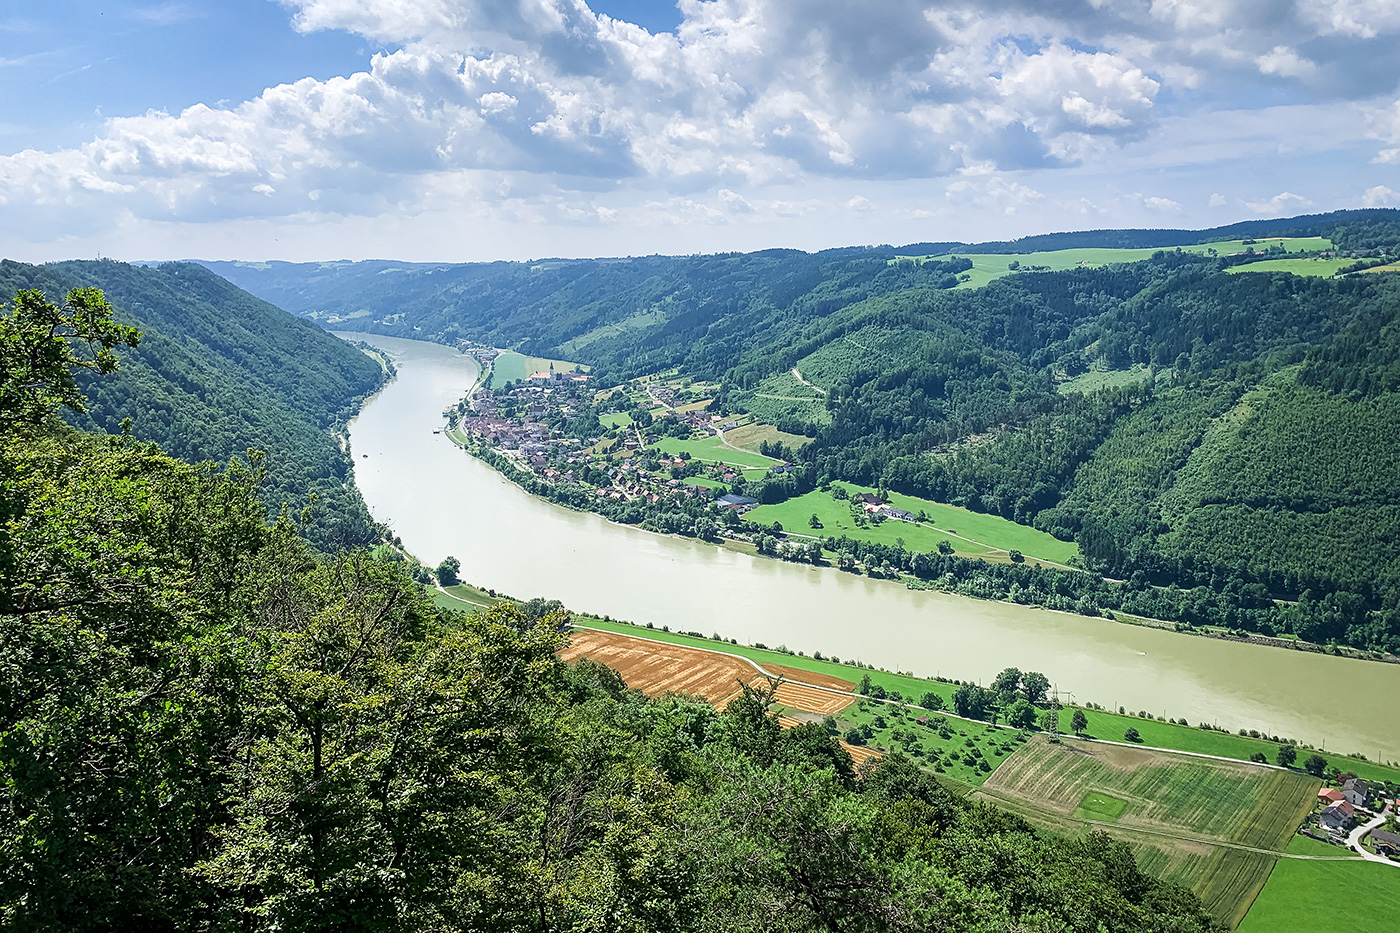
1, 1, 1397, 262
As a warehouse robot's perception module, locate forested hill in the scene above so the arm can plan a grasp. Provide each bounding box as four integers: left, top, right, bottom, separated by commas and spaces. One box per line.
0, 259, 387, 549
193, 210, 1400, 651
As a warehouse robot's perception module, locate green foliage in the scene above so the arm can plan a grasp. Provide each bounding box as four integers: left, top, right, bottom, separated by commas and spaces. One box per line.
0, 261, 387, 551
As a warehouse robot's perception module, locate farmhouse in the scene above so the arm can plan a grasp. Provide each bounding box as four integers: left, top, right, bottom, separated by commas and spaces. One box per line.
1342, 778, 1371, 808
853, 492, 885, 506
717, 493, 759, 508
1372, 829, 1400, 858
1318, 787, 1345, 804
1319, 801, 1355, 832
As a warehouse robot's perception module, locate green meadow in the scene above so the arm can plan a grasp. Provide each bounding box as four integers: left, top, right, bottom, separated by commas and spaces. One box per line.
652, 433, 782, 469
895, 236, 1334, 290
1237, 857, 1400, 933
744, 484, 1079, 564
1225, 257, 1351, 277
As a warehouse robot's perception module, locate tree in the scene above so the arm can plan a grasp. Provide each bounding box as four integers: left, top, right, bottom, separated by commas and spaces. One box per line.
1303, 754, 1328, 777
1008, 549, 1024, 563
1124, 727, 1141, 743
1250, 752, 1268, 763
1, 286, 140, 429
757, 534, 777, 555
858, 673, 872, 695
1005, 697, 1036, 730
1071, 709, 1088, 735
951, 684, 992, 720
804, 540, 823, 564
991, 667, 1022, 700
937, 539, 954, 555
808, 513, 822, 529
436, 555, 461, 586
1276, 744, 1298, 768
919, 692, 945, 711
1021, 671, 1050, 706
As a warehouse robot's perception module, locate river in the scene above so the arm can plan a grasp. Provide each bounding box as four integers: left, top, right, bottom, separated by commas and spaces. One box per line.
342, 333, 1400, 761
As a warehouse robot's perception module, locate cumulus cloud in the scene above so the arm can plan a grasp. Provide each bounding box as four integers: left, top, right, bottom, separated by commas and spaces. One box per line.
4, 0, 1400, 243
1208, 192, 1228, 208
1142, 195, 1183, 213
1246, 191, 1310, 214
1362, 184, 1399, 206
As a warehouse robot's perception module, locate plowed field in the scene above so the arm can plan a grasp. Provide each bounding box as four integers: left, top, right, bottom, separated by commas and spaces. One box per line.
841, 742, 883, 766
560, 630, 758, 706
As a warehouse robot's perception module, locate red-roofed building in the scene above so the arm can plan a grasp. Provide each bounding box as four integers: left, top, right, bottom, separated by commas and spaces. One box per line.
1319, 787, 1345, 804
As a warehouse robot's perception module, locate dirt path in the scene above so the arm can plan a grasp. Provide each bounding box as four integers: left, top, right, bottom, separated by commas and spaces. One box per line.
791, 366, 828, 395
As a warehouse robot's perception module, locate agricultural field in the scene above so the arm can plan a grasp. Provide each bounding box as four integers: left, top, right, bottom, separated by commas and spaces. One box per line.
486, 350, 587, 389
560, 629, 759, 707
979, 736, 1318, 849
976, 736, 1321, 927
722, 421, 812, 454
1237, 857, 1400, 933
652, 433, 782, 469
1225, 257, 1351, 277
896, 237, 1332, 290
743, 483, 1080, 564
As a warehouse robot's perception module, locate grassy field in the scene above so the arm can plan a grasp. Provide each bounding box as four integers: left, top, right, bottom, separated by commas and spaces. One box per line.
652, 433, 782, 469
897, 237, 1333, 290
1237, 857, 1400, 933
1284, 833, 1347, 856
744, 484, 1079, 564
1225, 258, 1351, 277
1058, 365, 1158, 395
977, 736, 1321, 926
487, 351, 588, 389
722, 421, 812, 454
599, 411, 633, 428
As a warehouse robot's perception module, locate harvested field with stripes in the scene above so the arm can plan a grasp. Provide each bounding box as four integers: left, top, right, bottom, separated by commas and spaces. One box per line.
765, 664, 854, 692
560, 629, 758, 706
772, 681, 852, 715
976, 735, 1320, 927
841, 741, 883, 766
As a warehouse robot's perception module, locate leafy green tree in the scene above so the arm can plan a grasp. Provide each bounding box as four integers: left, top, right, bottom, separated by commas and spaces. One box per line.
1022, 671, 1051, 706
1071, 709, 1089, 735
1277, 744, 1298, 768
0, 286, 139, 429
919, 692, 945, 711
1250, 752, 1268, 763
991, 667, 1022, 700
1005, 697, 1036, 730
435, 554, 461, 585
1124, 727, 1141, 742
1303, 754, 1328, 777
808, 513, 822, 528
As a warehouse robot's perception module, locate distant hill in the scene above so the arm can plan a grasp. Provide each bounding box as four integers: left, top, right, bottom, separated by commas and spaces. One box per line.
191, 208, 1400, 651
0, 259, 387, 549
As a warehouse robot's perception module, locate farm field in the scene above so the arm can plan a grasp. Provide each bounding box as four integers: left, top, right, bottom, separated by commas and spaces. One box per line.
978, 736, 1319, 849
744, 484, 1079, 564
1225, 257, 1350, 277
652, 433, 782, 469
722, 421, 812, 454
486, 350, 587, 389
834, 698, 1029, 786
1237, 857, 1400, 933
901, 236, 1333, 289
559, 629, 759, 707
977, 736, 1321, 927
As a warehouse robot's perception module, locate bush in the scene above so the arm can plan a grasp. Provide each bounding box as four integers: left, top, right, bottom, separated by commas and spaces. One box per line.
1124, 727, 1141, 743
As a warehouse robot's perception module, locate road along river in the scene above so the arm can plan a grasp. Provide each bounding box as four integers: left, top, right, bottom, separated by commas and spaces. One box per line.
342, 334, 1400, 760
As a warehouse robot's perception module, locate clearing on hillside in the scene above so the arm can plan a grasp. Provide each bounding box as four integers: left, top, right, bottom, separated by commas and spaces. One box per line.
976, 735, 1320, 927
560, 629, 757, 707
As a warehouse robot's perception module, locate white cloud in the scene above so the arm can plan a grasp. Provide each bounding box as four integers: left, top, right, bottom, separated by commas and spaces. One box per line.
1208, 192, 1227, 207
1362, 184, 1398, 206
1246, 191, 1310, 214
5, 0, 1400, 252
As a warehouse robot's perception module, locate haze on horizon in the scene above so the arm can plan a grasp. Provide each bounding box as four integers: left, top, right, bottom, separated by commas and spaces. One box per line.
1, 0, 1398, 263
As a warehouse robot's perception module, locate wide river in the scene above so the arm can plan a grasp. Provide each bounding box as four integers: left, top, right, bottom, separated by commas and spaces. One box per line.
343, 334, 1400, 760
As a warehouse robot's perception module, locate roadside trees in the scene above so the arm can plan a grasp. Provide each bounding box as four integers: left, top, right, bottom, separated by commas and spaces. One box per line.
1022, 672, 1050, 706
1276, 744, 1298, 768
1303, 754, 1328, 777
436, 555, 461, 586
1070, 709, 1088, 735
1124, 727, 1141, 743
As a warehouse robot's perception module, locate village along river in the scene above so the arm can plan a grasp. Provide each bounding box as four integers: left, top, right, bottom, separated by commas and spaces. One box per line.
342, 334, 1400, 761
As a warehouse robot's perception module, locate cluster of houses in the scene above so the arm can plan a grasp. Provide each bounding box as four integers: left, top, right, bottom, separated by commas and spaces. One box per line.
1313, 777, 1399, 858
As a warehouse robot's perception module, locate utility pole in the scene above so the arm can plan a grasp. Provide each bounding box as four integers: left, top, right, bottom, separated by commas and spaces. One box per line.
1047, 684, 1074, 743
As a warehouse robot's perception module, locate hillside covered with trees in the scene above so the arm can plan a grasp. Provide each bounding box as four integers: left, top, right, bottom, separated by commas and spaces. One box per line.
0, 288, 1226, 931
0, 260, 387, 550
200, 211, 1400, 651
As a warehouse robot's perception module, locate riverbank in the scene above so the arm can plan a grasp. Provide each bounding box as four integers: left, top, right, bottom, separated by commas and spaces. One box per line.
434, 581, 1400, 785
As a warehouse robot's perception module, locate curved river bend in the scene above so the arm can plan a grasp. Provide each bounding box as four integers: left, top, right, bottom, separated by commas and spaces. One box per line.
342, 334, 1400, 760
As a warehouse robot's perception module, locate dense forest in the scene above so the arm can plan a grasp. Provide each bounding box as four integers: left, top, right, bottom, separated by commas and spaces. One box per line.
203, 211, 1400, 652
0, 288, 1225, 931
0, 260, 387, 550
